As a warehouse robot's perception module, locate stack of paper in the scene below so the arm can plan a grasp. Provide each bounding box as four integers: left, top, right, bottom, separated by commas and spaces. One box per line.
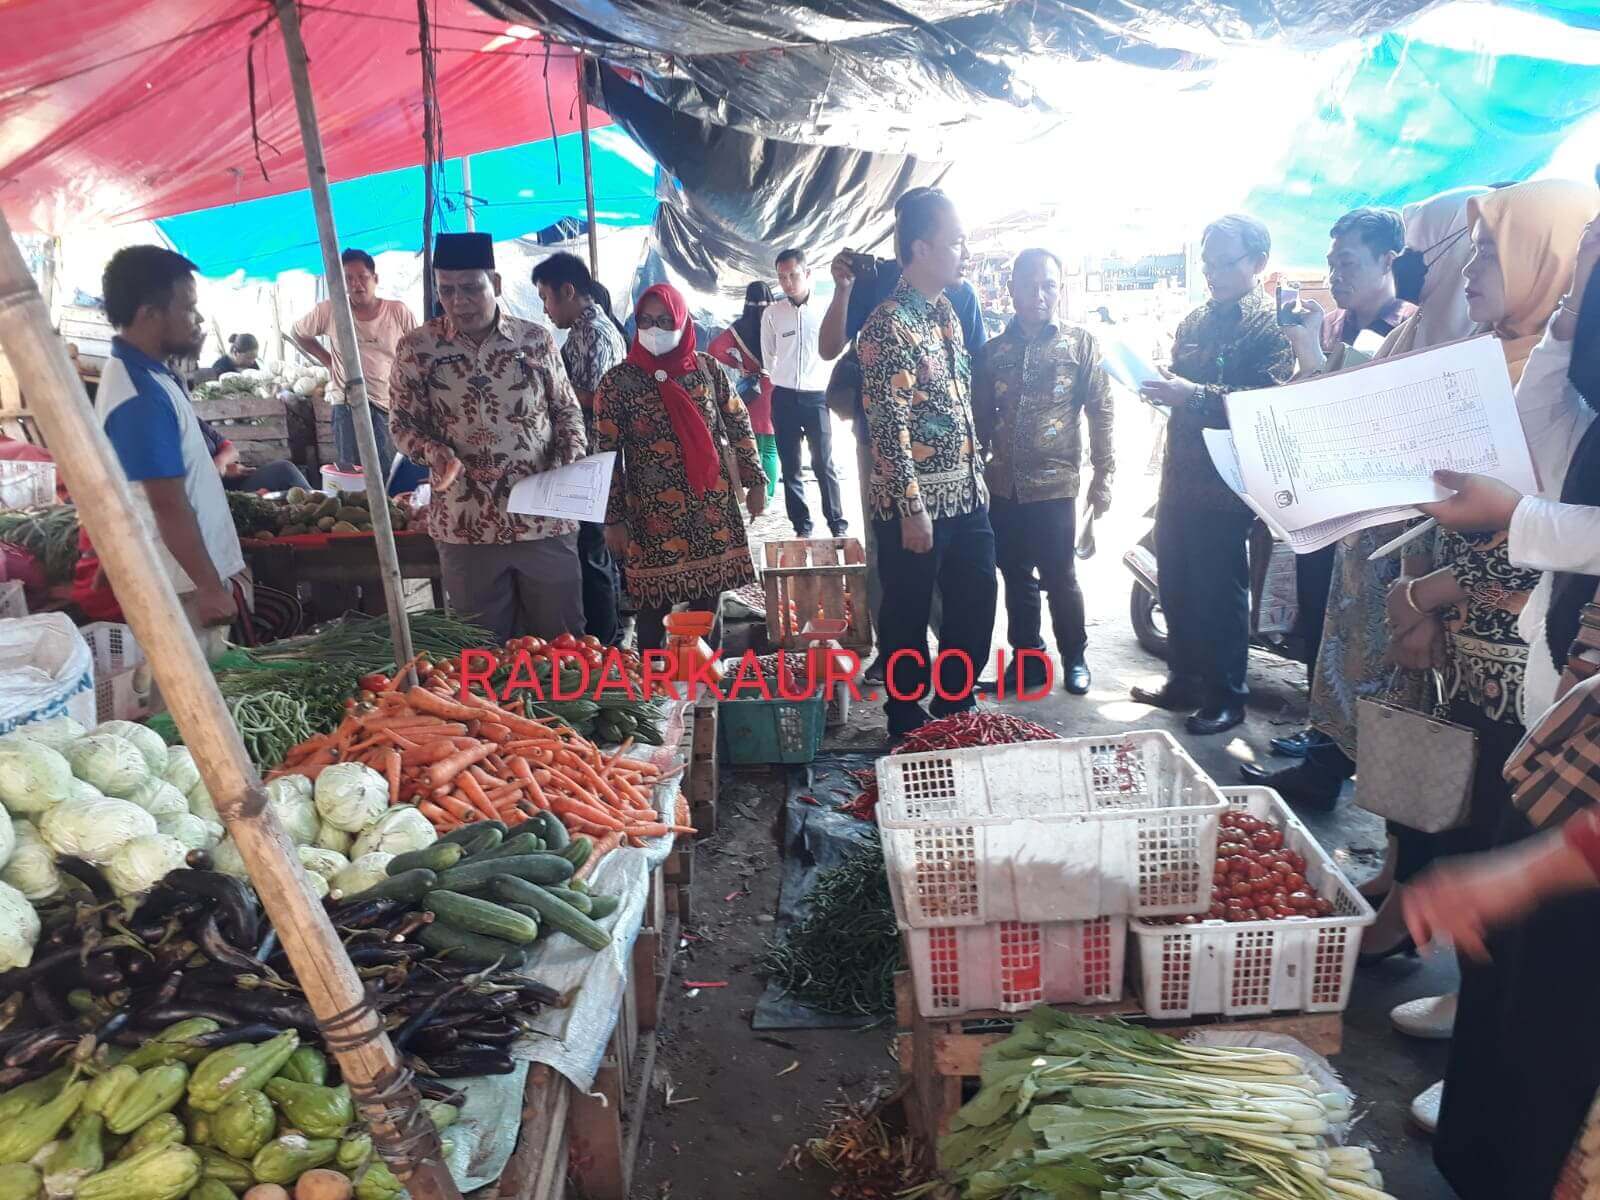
1207, 336, 1536, 553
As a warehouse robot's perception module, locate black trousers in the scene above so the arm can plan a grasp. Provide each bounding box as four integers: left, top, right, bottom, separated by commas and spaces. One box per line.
773, 386, 845, 535
1154, 497, 1253, 705
874, 507, 996, 733
990, 495, 1086, 661
576, 521, 619, 646
1294, 543, 1337, 684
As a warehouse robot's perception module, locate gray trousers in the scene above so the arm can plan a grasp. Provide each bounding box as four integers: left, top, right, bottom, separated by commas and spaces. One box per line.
437, 534, 584, 643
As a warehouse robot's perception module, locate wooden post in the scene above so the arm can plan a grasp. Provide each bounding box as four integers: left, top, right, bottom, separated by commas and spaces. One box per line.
461, 156, 475, 233
0, 209, 457, 1200
576, 53, 600, 278
276, 0, 415, 671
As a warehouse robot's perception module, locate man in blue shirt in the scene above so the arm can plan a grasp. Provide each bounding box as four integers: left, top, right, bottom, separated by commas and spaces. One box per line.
92, 246, 246, 633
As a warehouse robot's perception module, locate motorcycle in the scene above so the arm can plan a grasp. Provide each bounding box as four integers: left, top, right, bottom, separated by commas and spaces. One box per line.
1123, 504, 1313, 666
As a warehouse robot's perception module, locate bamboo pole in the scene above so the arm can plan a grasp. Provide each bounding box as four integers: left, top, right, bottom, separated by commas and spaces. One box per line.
276, 0, 415, 673
461, 156, 475, 232
577, 53, 600, 277
0, 209, 456, 1200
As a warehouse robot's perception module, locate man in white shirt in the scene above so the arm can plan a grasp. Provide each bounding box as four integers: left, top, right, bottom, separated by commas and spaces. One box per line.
761, 248, 847, 537
92, 246, 247, 639
292, 248, 417, 474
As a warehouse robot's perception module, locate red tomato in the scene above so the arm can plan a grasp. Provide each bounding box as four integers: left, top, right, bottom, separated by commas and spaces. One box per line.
358, 673, 390, 691
1284, 872, 1307, 892
551, 633, 579, 651
1287, 890, 1314, 908
1314, 898, 1334, 917
1285, 852, 1307, 873
1231, 880, 1253, 898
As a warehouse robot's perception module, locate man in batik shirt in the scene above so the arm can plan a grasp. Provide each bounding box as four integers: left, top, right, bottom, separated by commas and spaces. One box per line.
857, 190, 996, 739
391, 232, 588, 642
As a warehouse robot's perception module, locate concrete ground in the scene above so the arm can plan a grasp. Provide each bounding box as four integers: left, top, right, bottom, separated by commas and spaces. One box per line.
629, 404, 1460, 1198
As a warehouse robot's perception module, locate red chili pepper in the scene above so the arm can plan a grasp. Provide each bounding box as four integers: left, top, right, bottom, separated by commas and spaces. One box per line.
840, 711, 1056, 820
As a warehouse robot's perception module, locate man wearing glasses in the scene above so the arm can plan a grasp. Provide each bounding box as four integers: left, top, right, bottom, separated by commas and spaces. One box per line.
1133, 214, 1294, 736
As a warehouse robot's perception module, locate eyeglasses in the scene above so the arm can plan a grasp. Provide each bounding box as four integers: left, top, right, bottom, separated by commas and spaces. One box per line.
635, 313, 678, 330
1201, 252, 1252, 273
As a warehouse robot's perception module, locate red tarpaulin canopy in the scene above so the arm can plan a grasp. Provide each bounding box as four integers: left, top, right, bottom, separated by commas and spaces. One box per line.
0, 0, 601, 236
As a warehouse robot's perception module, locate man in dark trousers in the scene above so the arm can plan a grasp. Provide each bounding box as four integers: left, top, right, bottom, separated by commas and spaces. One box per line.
762, 248, 847, 538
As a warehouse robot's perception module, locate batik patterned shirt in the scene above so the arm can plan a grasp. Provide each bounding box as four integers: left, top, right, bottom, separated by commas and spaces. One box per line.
390, 311, 587, 545
560, 302, 627, 442
856, 278, 987, 520
973, 319, 1115, 505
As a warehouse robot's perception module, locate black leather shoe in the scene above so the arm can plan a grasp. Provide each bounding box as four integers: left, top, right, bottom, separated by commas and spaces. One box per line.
829, 524, 849, 538
976, 660, 1049, 694
1130, 682, 1201, 711
863, 656, 886, 683
1238, 761, 1341, 811
1269, 729, 1316, 758
1063, 658, 1091, 695
1186, 703, 1245, 736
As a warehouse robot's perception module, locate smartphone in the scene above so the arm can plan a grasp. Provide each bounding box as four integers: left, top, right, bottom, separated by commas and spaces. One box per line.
848, 252, 880, 283
1275, 284, 1300, 326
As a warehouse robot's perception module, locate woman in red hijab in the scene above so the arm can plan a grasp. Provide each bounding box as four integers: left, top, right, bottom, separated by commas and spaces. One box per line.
596, 284, 768, 649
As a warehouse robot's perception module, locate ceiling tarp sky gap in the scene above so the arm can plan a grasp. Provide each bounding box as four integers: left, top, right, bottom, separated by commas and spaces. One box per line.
155, 127, 660, 280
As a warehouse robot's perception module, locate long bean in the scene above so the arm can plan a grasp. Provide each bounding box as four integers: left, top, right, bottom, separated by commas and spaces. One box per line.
759, 832, 900, 1017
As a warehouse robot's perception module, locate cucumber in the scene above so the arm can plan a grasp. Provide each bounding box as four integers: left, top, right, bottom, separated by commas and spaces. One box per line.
543, 885, 593, 915
497, 901, 543, 928
387, 843, 464, 875
434, 853, 574, 893
423, 892, 540, 944
565, 878, 589, 895
586, 894, 621, 920
416, 922, 527, 967
337, 868, 437, 904
529, 813, 568, 852
437, 821, 506, 850
557, 836, 592, 869
491, 877, 611, 951
460, 833, 543, 863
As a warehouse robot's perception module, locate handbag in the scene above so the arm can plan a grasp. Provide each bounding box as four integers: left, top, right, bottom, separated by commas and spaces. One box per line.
1355, 670, 1477, 833
1504, 581, 1600, 830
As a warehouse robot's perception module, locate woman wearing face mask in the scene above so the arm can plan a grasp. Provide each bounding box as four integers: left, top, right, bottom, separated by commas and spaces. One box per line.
596, 284, 769, 651
1381, 180, 1598, 1176
707, 282, 780, 499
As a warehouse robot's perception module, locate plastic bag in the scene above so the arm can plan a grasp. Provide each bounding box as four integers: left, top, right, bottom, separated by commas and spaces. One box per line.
0, 615, 94, 736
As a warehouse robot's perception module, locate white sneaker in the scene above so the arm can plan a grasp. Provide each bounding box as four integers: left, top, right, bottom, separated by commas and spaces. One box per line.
1410, 1080, 1444, 1133
1391, 993, 1458, 1040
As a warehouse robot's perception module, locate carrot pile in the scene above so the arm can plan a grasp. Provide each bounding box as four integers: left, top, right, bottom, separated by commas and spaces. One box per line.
271, 671, 693, 857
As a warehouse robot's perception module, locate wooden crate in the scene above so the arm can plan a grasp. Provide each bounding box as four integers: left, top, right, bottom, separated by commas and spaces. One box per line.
761, 537, 871, 651
893, 971, 1343, 1145
686, 696, 718, 838
193, 391, 294, 463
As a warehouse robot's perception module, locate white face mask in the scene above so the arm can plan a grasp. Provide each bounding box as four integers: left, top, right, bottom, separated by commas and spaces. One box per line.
638, 325, 681, 356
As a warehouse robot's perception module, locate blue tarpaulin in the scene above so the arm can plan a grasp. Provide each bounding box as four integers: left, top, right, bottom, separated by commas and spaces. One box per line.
157, 126, 659, 279
1248, 21, 1600, 265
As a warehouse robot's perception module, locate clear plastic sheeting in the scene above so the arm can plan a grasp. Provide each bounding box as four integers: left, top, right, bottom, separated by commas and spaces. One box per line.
470, 0, 1441, 154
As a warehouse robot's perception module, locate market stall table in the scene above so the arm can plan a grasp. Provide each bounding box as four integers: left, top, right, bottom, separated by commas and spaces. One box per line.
241, 531, 443, 623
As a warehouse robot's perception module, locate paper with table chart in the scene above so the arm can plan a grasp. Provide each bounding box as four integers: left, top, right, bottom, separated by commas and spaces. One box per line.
506, 452, 616, 522
1221, 335, 1537, 551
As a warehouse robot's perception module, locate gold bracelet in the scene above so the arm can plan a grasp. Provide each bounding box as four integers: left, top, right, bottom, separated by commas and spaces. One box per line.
1404, 578, 1427, 617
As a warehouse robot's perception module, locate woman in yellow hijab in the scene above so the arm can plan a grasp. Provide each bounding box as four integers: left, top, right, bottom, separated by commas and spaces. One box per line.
1384, 177, 1599, 1198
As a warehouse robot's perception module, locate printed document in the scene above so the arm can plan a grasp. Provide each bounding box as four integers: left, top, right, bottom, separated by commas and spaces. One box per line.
1223, 335, 1536, 542
507, 452, 616, 523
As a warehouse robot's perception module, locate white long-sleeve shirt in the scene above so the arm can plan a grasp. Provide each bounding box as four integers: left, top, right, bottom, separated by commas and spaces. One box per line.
760, 294, 832, 392
1505, 319, 1597, 721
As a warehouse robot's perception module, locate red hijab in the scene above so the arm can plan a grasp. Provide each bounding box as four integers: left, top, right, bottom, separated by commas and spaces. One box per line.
626, 284, 720, 495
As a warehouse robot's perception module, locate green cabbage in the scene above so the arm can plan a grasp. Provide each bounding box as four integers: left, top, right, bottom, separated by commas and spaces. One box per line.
0, 739, 76, 815
313, 763, 388, 833
305, 871, 329, 900
350, 806, 435, 859
155, 811, 223, 852
0, 819, 58, 900
105, 834, 188, 895
71, 779, 106, 805
162, 746, 204, 797
312, 823, 352, 855
209, 837, 248, 878
267, 776, 319, 845
13, 716, 86, 751
93, 721, 168, 776
296, 845, 349, 884
0, 880, 40, 970
330, 852, 392, 899
188, 780, 221, 824
39, 796, 157, 864
67, 734, 150, 798
0, 804, 11, 871
125, 778, 189, 818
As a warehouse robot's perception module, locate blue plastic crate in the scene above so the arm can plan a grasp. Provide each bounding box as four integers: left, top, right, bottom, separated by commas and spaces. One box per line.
718, 693, 826, 765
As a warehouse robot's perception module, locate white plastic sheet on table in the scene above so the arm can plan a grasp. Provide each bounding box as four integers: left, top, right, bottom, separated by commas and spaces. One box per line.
438, 1064, 530, 1191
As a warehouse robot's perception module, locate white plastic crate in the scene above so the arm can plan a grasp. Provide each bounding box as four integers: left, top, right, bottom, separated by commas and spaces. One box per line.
875, 731, 1227, 926
906, 914, 1127, 1017
0, 582, 26, 619
81, 621, 156, 723
0, 461, 55, 510
1130, 787, 1375, 1019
